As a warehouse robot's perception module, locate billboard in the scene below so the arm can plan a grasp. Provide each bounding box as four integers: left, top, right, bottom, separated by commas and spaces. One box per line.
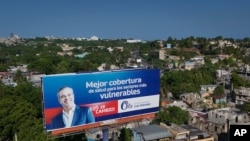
42, 69, 160, 134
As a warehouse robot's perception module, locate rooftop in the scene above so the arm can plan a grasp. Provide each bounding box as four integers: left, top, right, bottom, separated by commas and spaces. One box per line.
133, 124, 172, 141
180, 124, 211, 140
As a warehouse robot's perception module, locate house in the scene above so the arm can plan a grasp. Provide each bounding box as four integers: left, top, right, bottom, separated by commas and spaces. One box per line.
0, 72, 9, 80
132, 124, 172, 141
8, 64, 28, 73
160, 122, 190, 140
165, 101, 189, 110
161, 98, 173, 107
207, 108, 249, 133
210, 58, 219, 64
28, 72, 45, 87
184, 61, 197, 70
234, 87, 250, 105
200, 85, 217, 93
211, 95, 226, 105
0, 71, 17, 87
190, 56, 205, 64
180, 124, 214, 141
216, 69, 231, 79
88, 36, 99, 41
127, 39, 142, 43
188, 109, 208, 126
180, 93, 201, 105
159, 48, 180, 61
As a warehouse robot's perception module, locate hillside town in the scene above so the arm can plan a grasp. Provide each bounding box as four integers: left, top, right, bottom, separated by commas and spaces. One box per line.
1, 34, 250, 141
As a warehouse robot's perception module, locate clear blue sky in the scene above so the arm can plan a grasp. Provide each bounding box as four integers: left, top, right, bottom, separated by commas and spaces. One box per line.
0, 0, 249, 40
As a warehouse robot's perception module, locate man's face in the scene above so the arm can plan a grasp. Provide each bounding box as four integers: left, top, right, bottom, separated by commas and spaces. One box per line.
58, 87, 75, 108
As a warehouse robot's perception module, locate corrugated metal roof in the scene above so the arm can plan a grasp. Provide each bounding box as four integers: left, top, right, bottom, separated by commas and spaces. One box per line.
133, 124, 172, 141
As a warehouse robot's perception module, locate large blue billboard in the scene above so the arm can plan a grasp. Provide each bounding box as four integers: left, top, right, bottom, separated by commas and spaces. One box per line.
42, 69, 160, 133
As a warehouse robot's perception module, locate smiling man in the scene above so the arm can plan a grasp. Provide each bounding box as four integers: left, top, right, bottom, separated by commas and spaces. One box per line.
51, 86, 95, 129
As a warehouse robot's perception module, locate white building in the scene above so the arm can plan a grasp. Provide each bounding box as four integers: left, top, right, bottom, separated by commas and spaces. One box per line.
126, 39, 142, 43
89, 36, 99, 41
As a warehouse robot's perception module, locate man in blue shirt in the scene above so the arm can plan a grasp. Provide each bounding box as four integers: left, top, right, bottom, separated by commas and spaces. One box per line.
51, 86, 95, 129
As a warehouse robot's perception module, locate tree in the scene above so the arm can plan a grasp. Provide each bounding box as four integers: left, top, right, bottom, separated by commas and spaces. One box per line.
55, 60, 70, 73
28, 57, 55, 74
0, 96, 46, 140
230, 72, 250, 88
153, 106, 189, 125
212, 85, 224, 97
241, 102, 250, 114
13, 70, 27, 84
119, 128, 132, 141
161, 66, 216, 98
0, 82, 49, 140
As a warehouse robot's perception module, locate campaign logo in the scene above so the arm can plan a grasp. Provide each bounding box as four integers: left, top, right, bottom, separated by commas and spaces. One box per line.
230, 124, 250, 140
85, 101, 118, 117
121, 100, 132, 110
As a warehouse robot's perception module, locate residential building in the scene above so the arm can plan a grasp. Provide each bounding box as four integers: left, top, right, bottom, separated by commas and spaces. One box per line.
234, 87, 250, 105
184, 61, 197, 70
180, 124, 214, 141
207, 108, 249, 133
216, 69, 231, 79
8, 64, 28, 73
89, 36, 99, 41
212, 95, 226, 105
180, 93, 201, 106
188, 109, 208, 126
159, 48, 180, 61
200, 85, 217, 94
127, 39, 142, 43
27, 72, 45, 87
165, 101, 189, 110
132, 124, 172, 141
160, 122, 190, 140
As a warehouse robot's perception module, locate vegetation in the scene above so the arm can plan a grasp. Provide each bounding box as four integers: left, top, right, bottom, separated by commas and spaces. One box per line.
230, 72, 250, 88
0, 82, 50, 141
241, 102, 250, 114
212, 85, 225, 97
119, 128, 132, 141
152, 106, 189, 125
0, 36, 250, 140
161, 65, 217, 98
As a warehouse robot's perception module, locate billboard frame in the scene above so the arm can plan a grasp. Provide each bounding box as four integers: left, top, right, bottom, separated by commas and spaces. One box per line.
41, 68, 160, 137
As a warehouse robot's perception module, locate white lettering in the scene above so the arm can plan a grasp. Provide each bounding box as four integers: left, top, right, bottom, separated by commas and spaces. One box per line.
234, 129, 247, 136
109, 78, 142, 86
96, 107, 116, 114
86, 81, 107, 88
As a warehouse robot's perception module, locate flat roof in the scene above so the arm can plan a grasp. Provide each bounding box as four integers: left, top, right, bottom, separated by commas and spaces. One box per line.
180, 124, 210, 139
133, 124, 172, 141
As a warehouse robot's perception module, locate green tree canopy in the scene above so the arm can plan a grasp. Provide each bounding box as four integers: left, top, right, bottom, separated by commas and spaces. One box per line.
119, 128, 132, 141
231, 72, 250, 88
153, 106, 189, 125
212, 85, 224, 97
241, 102, 250, 114
161, 65, 216, 98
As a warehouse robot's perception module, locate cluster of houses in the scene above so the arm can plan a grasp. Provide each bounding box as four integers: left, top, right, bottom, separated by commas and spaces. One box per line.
1, 38, 250, 141
0, 64, 45, 87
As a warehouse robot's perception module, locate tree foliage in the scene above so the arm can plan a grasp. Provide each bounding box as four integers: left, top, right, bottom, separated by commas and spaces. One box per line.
212, 85, 224, 97
241, 102, 250, 114
231, 72, 250, 88
153, 106, 189, 125
119, 128, 132, 141
0, 82, 51, 141
1, 35, 250, 140
161, 65, 217, 98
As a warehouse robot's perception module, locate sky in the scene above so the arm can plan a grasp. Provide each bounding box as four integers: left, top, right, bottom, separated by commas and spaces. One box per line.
0, 0, 250, 40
